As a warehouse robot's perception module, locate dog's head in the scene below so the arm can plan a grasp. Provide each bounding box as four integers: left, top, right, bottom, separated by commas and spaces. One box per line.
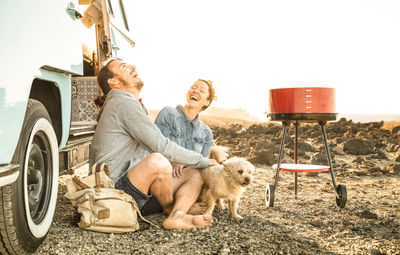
222, 157, 255, 187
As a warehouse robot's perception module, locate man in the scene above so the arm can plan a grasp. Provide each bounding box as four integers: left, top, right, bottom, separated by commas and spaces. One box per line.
90, 58, 214, 230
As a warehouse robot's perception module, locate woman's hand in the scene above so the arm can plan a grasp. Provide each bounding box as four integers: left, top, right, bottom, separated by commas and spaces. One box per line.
171, 163, 186, 178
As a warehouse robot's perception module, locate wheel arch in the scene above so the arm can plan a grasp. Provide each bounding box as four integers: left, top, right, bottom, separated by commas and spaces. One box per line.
29, 79, 62, 145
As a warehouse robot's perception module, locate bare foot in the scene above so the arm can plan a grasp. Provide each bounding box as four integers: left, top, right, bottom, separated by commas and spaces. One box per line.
162, 211, 213, 230
187, 202, 208, 215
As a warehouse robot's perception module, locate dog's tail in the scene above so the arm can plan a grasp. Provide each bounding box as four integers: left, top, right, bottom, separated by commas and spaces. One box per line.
209, 145, 229, 164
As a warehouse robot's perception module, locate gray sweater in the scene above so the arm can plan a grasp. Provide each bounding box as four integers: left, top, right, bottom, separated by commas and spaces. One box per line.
89, 89, 210, 181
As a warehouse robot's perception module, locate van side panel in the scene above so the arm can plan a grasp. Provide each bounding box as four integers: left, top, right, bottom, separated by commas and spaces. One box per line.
34, 70, 72, 150
0, 0, 83, 165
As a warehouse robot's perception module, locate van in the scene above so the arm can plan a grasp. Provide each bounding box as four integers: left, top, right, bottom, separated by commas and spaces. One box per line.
0, 0, 134, 253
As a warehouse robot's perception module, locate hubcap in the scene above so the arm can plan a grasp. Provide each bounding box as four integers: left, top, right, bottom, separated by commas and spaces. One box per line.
26, 132, 52, 224
28, 144, 44, 215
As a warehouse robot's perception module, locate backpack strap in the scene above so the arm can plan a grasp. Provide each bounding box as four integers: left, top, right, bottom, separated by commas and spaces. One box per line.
72, 176, 90, 189
130, 196, 160, 229
94, 163, 109, 188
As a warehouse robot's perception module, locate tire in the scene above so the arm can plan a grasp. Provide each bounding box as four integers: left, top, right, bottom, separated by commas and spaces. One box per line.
265, 184, 275, 207
335, 184, 347, 208
0, 99, 59, 254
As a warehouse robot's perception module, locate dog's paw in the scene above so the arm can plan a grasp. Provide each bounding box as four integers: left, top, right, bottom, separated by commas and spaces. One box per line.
232, 214, 243, 220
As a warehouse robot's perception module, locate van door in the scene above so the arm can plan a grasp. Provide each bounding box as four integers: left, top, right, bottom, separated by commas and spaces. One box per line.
104, 0, 135, 58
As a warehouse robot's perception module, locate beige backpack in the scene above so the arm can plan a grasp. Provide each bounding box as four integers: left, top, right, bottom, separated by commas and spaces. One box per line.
65, 163, 158, 233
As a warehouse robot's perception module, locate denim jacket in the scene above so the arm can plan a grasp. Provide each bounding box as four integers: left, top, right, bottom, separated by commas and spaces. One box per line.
155, 105, 213, 157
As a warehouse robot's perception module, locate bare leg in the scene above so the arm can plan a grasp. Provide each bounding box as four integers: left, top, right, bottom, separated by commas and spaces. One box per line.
127, 153, 174, 209
162, 168, 213, 230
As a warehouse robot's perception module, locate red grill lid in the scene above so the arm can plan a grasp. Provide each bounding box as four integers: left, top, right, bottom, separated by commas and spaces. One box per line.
269, 87, 335, 114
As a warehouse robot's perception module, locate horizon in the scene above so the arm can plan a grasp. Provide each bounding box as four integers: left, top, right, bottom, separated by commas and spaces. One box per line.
148, 106, 400, 123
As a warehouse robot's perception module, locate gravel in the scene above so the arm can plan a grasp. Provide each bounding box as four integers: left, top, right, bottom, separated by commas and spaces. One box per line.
35, 120, 400, 254
35, 163, 400, 255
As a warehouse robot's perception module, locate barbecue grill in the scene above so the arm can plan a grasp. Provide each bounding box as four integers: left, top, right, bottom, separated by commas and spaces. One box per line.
265, 87, 347, 208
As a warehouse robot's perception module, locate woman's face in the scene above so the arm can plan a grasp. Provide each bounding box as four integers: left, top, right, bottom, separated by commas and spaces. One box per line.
186, 80, 210, 111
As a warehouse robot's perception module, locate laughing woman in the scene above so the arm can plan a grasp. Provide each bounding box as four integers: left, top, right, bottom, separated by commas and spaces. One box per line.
155, 79, 216, 178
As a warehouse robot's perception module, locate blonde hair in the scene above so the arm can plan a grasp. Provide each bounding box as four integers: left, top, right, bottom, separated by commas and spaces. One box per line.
198, 79, 216, 111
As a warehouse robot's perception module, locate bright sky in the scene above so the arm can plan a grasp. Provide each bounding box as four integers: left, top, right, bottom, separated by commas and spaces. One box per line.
118, 0, 400, 121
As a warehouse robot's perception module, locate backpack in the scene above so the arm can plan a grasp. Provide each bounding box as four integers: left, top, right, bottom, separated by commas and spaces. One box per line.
65, 163, 158, 233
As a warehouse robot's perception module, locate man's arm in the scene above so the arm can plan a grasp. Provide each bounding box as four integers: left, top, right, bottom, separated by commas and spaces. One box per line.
119, 97, 209, 168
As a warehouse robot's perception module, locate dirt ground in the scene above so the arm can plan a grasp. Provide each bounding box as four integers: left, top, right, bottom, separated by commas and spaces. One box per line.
35, 119, 400, 255
35, 163, 399, 255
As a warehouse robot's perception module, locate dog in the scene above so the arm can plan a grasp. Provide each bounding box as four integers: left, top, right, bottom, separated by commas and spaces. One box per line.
201, 147, 255, 220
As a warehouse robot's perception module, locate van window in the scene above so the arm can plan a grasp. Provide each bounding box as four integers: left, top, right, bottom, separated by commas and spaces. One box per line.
107, 0, 130, 31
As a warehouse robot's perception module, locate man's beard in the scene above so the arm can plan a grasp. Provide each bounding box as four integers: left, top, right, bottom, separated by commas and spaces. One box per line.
120, 77, 144, 91
136, 80, 144, 91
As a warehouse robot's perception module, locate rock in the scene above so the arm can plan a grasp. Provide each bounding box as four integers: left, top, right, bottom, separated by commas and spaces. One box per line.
370, 150, 387, 160
334, 137, 347, 145
309, 219, 323, 227
298, 141, 316, 152
355, 130, 369, 138
368, 167, 382, 174
268, 125, 282, 136
309, 130, 321, 139
247, 124, 268, 135
331, 145, 345, 155
369, 248, 385, 255
392, 125, 400, 134
391, 164, 400, 174
352, 156, 365, 164
254, 140, 280, 154
343, 138, 374, 155
384, 139, 400, 153
358, 210, 378, 220
396, 155, 400, 162
310, 152, 328, 165
247, 149, 274, 165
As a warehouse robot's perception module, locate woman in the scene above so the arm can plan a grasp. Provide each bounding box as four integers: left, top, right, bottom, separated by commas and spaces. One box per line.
155, 79, 216, 178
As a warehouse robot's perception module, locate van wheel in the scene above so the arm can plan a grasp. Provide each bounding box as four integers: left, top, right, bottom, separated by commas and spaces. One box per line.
0, 99, 58, 254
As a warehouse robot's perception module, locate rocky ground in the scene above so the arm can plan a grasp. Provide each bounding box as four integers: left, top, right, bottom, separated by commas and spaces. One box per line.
35, 119, 400, 255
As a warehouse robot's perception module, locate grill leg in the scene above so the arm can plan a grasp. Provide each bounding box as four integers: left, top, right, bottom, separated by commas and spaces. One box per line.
274, 122, 289, 188
319, 121, 338, 191
294, 121, 299, 199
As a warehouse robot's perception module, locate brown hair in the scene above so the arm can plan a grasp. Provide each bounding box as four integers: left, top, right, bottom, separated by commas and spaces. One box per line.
198, 79, 216, 111
94, 58, 120, 108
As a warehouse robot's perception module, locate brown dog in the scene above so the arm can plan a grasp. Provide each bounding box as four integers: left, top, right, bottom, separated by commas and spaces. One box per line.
201, 149, 255, 220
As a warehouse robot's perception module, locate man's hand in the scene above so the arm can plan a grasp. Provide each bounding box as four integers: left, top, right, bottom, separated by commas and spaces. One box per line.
208, 159, 218, 166
171, 163, 186, 178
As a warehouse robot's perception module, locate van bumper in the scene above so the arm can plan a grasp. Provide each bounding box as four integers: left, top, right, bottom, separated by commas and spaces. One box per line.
0, 164, 20, 187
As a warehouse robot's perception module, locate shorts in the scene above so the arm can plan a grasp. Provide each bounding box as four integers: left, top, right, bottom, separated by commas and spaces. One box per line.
114, 172, 163, 216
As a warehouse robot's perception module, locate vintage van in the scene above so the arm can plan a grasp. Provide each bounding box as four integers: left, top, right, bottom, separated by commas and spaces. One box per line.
0, 0, 134, 253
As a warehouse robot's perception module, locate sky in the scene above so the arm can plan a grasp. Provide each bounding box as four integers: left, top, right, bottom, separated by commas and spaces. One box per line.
115, 0, 400, 121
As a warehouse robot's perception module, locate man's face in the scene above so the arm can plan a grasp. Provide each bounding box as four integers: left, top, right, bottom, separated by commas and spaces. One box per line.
109, 60, 144, 90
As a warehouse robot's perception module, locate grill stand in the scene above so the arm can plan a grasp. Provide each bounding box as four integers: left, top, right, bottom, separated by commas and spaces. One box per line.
265, 120, 347, 208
